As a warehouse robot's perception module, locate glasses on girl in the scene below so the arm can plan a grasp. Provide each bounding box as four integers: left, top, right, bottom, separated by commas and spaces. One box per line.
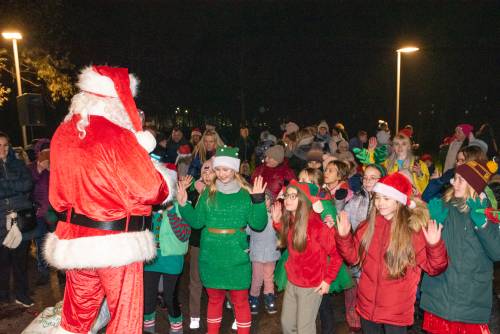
284, 193, 298, 200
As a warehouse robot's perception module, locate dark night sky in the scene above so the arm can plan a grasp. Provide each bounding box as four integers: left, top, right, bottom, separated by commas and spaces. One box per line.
1, 1, 499, 148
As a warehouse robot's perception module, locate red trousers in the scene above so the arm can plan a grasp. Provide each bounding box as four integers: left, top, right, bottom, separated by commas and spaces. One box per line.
206, 288, 251, 334
59, 262, 143, 334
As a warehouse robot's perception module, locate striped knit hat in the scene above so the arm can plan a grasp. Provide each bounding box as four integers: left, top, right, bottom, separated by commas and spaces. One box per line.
455, 160, 498, 194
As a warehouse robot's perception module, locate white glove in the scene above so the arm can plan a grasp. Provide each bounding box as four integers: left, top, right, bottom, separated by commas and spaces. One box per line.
3, 223, 22, 249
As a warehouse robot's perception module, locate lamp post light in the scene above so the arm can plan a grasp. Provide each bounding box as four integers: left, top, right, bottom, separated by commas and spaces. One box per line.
395, 46, 419, 134
2, 31, 28, 147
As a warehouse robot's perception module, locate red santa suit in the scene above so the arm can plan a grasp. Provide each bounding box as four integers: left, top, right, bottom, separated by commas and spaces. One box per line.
44, 66, 168, 334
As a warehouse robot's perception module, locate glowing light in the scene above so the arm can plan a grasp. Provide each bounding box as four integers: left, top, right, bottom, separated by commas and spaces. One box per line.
2, 32, 22, 40
397, 47, 419, 53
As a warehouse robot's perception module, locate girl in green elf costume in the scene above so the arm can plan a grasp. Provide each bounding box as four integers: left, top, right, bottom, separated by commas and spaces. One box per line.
177, 146, 268, 334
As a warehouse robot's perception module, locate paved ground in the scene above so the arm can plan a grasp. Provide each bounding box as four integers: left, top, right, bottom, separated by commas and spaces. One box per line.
1, 250, 500, 334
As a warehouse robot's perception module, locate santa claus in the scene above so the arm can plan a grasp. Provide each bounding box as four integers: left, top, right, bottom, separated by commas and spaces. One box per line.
44, 65, 169, 333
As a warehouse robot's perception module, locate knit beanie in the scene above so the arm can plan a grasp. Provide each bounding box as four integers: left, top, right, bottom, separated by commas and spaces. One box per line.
285, 122, 300, 135
455, 160, 498, 194
317, 121, 329, 133
265, 145, 284, 164
373, 172, 416, 208
457, 124, 474, 138
306, 148, 323, 162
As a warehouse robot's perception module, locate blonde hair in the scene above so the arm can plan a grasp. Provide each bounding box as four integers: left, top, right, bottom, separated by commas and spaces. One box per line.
359, 196, 429, 278
192, 130, 224, 163
386, 134, 414, 171
277, 190, 311, 252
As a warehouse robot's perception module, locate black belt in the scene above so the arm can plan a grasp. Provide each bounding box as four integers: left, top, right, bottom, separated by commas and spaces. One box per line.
56, 209, 151, 232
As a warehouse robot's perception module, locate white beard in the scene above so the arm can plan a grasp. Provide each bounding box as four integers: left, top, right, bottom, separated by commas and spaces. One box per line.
64, 92, 134, 138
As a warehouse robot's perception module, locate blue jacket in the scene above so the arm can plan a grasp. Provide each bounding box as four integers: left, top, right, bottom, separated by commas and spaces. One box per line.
0, 148, 33, 238
422, 168, 454, 203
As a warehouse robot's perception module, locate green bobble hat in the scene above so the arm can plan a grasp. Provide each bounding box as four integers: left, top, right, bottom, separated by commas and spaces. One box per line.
213, 145, 240, 171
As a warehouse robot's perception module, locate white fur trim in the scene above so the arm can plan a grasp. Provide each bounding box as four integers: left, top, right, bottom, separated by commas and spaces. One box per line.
373, 182, 407, 206
43, 230, 156, 270
312, 200, 324, 213
152, 159, 177, 203
136, 130, 157, 153
409, 200, 417, 209
77, 66, 139, 98
213, 156, 240, 172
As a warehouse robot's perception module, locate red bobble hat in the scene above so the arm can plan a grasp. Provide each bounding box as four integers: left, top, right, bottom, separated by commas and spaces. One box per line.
373, 172, 416, 208
398, 128, 413, 139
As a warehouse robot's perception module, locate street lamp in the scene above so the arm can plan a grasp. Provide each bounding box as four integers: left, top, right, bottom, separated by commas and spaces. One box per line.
2, 31, 28, 147
395, 46, 419, 134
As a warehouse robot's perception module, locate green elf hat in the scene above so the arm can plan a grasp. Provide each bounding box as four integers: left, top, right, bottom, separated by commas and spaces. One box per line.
213, 145, 240, 172
287, 179, 324, 213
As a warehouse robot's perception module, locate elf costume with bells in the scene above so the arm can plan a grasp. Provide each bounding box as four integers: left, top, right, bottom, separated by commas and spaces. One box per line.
44, 65, 169, 334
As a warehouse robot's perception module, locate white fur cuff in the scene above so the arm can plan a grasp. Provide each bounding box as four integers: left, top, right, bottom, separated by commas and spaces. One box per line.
43, 230, 156, 270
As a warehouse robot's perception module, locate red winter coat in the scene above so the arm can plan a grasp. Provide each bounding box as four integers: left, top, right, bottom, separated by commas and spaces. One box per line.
335, 215, 448, 326
274, 211, 343, 287
251, 162, 295, 197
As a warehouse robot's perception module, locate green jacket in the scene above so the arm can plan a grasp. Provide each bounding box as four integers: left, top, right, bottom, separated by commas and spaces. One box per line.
420, 202, 500, 324
179, 188, 267, 290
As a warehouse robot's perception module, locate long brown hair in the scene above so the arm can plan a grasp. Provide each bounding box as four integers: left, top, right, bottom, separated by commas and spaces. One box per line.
359, 196, 429, 278
277, 190, 312, 253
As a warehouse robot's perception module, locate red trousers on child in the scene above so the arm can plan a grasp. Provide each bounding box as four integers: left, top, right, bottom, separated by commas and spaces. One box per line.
59, 262, 143, 334
206, 288, 251, 334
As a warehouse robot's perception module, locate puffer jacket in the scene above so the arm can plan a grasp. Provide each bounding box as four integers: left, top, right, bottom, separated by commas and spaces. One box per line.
344, 188, 372, 231
0, 148, 33, 238
335, 214, 448, 326
251, 161, 295, 198
420, 202, 500, 324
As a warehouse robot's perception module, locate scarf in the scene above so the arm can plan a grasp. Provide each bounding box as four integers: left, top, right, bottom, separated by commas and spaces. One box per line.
216, 179, 241, 194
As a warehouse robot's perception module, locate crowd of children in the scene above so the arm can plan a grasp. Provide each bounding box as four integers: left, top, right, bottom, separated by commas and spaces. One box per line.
141, 119, 499, 334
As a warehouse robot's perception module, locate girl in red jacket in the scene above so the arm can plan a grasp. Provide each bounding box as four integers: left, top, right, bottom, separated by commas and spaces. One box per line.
272, 180, 342, 334
335, 172, 448, 334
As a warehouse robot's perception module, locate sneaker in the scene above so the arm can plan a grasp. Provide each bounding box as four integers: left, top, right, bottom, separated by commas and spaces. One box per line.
189, 317, 200, 329
264, 293, 277, 314
15, 294, 34, 307
231, 320, 237, 331
248, 295, 259, 315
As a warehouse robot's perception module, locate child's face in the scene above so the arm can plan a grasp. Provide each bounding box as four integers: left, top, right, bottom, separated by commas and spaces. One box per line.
284, 188, 299, 212
393, 138, 410, 158
324, 163, 340, 184
452, 174, 470, 198
318, 127, 328, 136
214, 167, 235, 184
374, 195, 399, 220
362, 167, 381, 192
338, 142, 349, 152
298, 171, 310, 183
265, 156, 279, 168
202, 169, 215, 185
456, 152, 466, 166
307, 160, 322, 170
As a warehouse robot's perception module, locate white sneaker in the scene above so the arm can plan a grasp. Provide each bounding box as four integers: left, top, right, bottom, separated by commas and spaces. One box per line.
189, 317, 200, 329
232, 320, 237, 331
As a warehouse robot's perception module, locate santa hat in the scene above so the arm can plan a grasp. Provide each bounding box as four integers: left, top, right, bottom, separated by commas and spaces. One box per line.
398, 127, 413, 139
373, 172, 416, 208
213, 145, 240, 172
457, 124, 474, 138
77, 65, 156, 153
420, 154, 433, 163
286, 179, 324, 213
175, 144, 192, 164
191, 128, 202, 137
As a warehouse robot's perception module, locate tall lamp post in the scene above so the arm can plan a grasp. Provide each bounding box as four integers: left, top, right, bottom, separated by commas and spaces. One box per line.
395, 46, 419, 134
2, 31, 27, 147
